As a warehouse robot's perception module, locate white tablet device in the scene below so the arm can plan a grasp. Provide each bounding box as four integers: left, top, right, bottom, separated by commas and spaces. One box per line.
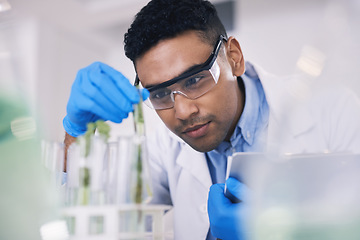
224, 152, 265, 202
225, 152, 264, 183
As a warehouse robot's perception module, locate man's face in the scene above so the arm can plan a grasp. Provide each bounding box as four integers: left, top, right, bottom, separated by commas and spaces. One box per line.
136, 31, 245, 152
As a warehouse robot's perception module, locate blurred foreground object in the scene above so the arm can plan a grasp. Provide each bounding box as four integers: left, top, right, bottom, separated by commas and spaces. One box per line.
0, 93, 63, 240
233, 153, 360, 240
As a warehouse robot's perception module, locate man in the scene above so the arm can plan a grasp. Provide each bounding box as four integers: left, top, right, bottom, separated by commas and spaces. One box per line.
63, 0, 360, 239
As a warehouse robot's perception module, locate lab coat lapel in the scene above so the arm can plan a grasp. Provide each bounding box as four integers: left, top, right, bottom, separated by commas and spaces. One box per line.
176, 143, 212, 189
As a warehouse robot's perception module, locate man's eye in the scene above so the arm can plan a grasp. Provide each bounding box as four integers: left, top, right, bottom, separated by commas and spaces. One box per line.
185, 76, 203, 88
152, 89, 171, 100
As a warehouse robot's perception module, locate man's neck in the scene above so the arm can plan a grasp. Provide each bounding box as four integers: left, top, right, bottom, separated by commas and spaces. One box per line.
224, 76, 246, 141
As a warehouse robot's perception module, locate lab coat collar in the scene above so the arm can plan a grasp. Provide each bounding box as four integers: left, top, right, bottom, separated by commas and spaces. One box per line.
176, 143, 213, 189
237, 66, 262, 146
251, 62, 315, 137
166, 130, 213, 188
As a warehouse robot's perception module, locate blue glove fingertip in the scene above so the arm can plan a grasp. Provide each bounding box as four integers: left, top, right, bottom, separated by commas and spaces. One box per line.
226, 177, 240, 189
226, 177, 247, 201
141, 88, 150, 101
63, 115, 86, 137
209, 183, 225, 196
63, 116, 78, 137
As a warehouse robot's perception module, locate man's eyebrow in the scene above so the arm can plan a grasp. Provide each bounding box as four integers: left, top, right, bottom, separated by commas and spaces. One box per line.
143, 63, 204, 89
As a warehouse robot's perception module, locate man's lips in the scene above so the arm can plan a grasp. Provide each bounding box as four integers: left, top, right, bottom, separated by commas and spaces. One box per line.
183, 122, 210, 138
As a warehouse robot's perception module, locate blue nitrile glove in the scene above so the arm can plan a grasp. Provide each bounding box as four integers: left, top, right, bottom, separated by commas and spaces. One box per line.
63, 62, 149, 137
208, 177, 249, 240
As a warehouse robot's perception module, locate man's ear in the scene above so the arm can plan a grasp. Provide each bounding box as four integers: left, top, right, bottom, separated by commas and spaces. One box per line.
225, 37, 245, 77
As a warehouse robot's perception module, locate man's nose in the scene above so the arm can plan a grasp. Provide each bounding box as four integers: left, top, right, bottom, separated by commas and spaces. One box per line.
173, 93, 199, 120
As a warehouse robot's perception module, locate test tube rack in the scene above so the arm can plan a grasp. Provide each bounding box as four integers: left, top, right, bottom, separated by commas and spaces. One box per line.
62, 204, 171, 240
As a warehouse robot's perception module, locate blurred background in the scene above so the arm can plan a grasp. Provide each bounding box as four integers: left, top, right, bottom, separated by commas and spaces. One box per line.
0, 0, 359, 142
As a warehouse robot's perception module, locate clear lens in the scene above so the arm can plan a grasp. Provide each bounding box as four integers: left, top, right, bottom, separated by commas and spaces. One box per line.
146, 60, 220, 110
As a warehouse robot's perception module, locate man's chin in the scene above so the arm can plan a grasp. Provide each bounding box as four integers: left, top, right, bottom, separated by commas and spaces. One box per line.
182, 138, 219, 153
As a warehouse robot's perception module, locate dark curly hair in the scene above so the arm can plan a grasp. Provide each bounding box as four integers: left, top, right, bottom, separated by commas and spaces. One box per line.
124, 0, 227, 63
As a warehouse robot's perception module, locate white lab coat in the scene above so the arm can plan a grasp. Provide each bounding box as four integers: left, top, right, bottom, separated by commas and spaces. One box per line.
146, 63, 360, 239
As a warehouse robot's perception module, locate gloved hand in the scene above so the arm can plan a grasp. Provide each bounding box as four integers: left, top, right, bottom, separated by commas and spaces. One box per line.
208, 177, 249, 240
63, 62, 149, 137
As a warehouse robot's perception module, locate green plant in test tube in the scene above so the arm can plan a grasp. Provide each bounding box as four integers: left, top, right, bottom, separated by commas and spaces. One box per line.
78, 120, 110, 205
133, 87, 144, 204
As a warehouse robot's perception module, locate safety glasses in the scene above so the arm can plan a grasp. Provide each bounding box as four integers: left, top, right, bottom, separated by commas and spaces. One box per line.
135, 35, 227, 110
